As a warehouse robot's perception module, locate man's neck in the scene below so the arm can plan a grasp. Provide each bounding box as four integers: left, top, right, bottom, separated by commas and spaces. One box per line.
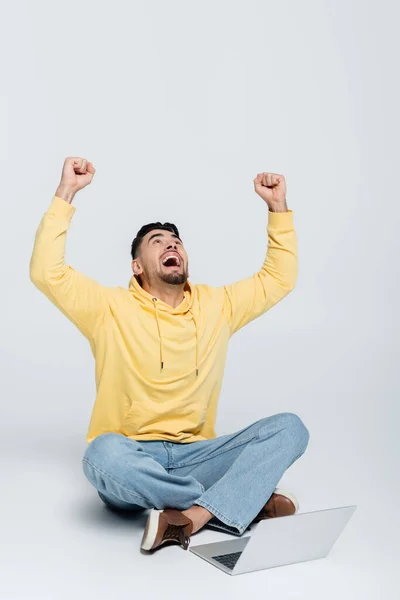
142, 281, 185, 308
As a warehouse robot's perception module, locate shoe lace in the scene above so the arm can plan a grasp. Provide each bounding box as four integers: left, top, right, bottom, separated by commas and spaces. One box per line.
163, 524, 190, 550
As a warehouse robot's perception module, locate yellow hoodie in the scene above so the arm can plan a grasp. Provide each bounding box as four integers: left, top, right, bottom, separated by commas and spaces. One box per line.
30, 195, 298, 444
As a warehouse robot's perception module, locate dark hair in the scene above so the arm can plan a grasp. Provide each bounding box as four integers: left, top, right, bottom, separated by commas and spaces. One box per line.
130, 222, 181, 260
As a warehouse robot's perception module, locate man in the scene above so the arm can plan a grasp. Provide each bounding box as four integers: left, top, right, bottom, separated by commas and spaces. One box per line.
30, 157, 309, 553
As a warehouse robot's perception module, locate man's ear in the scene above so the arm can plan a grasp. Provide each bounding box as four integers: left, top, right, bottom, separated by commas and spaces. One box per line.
131, 259, 143, 276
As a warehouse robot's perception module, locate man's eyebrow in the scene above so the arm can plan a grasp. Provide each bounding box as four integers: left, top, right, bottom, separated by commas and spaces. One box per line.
147, 232, 181, 244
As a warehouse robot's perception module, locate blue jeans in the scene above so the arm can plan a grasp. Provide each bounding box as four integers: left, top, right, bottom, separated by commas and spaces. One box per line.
82, 412, 310, 535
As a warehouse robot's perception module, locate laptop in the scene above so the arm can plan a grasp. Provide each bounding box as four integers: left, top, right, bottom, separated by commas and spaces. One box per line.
189, 505, 357, 576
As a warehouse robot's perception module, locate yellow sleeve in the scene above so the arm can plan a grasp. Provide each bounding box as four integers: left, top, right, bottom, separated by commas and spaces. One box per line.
223, 209, 298, 336
29, 195, 109, 339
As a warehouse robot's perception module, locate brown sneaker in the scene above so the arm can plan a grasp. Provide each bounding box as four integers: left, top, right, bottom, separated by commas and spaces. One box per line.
141, 508, 194, 552
252, 488, 299, 523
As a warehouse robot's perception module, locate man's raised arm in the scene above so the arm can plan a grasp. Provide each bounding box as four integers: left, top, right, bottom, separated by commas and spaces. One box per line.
30, 157, 108, 339
223, 172, 298, 335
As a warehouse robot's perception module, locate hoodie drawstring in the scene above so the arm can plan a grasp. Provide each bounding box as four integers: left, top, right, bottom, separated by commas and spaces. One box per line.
189, 308, 199, 377
152, 297, 199, 377
152, 299, 164, 371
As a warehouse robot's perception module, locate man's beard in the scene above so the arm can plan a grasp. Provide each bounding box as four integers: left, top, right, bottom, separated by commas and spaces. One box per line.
159, 269, 188, 285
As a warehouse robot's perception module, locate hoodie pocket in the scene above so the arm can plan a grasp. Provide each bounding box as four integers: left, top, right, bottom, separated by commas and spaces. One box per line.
122, 395, 208, 437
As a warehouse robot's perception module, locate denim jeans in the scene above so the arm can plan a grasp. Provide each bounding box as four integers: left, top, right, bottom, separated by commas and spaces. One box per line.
82, 412, 310, 535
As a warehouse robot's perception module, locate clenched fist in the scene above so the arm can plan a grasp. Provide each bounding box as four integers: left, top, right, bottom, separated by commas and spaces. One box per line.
56, 157, 96, 204
254, 172, 288, 212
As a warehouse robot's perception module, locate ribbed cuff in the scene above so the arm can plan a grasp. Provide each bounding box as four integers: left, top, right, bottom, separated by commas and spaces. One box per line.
48, 195, 77, 220
267, 208, 294, 229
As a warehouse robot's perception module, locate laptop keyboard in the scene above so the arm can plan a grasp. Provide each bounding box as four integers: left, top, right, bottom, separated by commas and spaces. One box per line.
212, 551, 243, 570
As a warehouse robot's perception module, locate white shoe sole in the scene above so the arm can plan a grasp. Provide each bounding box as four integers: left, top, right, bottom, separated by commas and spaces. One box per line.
274, 488, 299, 512
141, 509, 163, 551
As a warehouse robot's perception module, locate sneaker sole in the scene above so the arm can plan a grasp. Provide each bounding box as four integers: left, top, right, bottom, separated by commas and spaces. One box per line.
141, 509, 163, 551
274, 487, 299, 512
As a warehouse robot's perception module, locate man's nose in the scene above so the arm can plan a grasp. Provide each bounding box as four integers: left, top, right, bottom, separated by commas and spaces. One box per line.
166, 242, 178, 249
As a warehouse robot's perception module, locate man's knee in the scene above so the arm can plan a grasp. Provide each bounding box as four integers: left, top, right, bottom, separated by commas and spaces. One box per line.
83, 432, 126, 466
279, 412, 310, 454
259, 412, 310, 454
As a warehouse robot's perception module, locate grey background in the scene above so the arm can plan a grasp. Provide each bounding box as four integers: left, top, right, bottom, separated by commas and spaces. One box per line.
1, 0, 399, 597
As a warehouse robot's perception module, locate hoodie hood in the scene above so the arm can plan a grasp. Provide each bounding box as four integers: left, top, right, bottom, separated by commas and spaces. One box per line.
128, 275, 199, 376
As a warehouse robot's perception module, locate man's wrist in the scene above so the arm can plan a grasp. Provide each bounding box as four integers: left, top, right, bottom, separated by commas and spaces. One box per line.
55, 184, 76, 204
268, 201, 288, 213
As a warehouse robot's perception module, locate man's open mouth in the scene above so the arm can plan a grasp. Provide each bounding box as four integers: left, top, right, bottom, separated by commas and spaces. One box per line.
161, 253, 181, 268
